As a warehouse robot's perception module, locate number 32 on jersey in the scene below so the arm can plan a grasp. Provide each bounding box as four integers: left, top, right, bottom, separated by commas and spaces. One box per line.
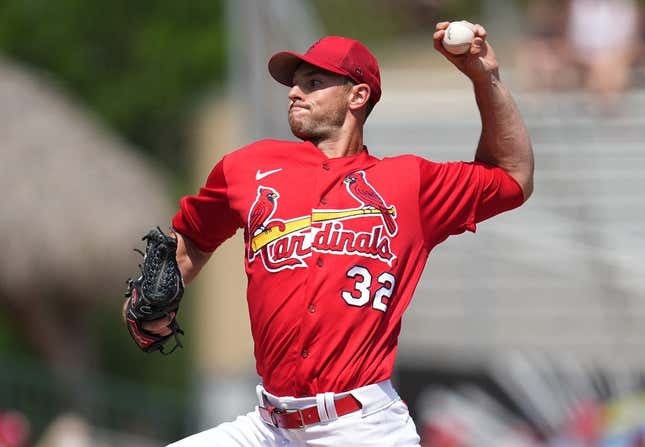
342, 265, 396, 312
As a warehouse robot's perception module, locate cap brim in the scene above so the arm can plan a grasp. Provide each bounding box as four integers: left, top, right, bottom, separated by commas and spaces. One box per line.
268, 51, 350, 86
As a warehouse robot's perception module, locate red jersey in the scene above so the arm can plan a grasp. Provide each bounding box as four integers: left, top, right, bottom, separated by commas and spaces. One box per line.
172, 139, 524, 397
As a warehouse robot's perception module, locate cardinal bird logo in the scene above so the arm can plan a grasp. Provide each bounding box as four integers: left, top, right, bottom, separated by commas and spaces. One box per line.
343, 171, 397, 236
247, 186, 297, 269
248, 187, 282, 238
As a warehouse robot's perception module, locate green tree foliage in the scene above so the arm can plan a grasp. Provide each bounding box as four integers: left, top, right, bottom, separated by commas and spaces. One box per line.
0, 2, 226, 429
0, 0, 227, 178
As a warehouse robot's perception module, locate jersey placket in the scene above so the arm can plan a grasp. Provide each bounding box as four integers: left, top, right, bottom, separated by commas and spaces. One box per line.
290, 160, 333, 395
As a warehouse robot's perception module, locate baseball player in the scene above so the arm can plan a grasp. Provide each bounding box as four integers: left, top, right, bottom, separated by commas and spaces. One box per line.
136, 21, 534, 446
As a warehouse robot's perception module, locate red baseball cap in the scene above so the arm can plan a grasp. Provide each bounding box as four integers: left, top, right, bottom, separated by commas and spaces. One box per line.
268, 36, 382, 105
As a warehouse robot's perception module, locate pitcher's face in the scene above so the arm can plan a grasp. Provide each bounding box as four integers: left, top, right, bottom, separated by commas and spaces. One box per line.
287, 63, 353, 141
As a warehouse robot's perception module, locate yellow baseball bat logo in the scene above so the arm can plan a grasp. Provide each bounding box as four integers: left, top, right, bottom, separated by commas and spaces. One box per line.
251, 207, 395, 253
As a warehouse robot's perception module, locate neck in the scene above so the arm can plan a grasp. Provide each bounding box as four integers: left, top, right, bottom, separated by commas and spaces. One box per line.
310, 123, 364, 159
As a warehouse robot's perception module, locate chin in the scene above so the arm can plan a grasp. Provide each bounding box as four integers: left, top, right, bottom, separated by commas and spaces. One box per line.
290, 127, 312, 140
289, 118, 309, 139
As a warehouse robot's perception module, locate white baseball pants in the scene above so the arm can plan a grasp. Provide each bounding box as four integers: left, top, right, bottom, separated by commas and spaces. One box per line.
166, 380, 421, 446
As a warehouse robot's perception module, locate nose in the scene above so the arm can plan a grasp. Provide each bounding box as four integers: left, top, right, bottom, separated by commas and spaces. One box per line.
288, 83, 303, 103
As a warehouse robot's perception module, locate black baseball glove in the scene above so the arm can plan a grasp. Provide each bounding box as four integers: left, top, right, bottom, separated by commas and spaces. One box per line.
124, 227, 184, 354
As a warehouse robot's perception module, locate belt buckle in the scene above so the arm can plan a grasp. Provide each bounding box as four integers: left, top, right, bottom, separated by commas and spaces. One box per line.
269, 407, 280, 427
272, 407, 306, 428
259, 405, 278, 427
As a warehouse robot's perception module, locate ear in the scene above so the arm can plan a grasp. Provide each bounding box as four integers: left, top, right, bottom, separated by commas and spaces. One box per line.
348, 84, 371, 112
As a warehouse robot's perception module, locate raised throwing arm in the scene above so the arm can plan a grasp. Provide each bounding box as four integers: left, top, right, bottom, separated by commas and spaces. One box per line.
433, 21, 534, 200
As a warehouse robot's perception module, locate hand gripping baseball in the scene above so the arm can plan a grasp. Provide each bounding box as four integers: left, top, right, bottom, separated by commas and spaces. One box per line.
433, 21, 500, 85
124, 227, 185, 354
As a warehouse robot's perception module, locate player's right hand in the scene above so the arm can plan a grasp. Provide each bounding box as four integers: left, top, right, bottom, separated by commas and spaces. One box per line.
433, 21, 500, 85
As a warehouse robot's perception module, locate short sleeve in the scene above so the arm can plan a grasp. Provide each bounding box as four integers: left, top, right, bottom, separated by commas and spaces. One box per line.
171, 158, 243, 252
418, 159, 524, 248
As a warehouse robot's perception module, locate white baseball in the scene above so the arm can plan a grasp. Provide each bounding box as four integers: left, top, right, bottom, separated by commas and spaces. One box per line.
442, 21, 475, 55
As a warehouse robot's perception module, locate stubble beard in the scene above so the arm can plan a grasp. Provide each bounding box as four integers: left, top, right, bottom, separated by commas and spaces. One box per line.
288, 103, 348, 141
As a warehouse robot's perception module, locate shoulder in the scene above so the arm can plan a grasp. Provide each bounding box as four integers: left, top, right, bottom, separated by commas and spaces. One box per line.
379, 154, 432, 170
380, 155, 482, 182
218, 139, 307, 182
226, 139, 301, 159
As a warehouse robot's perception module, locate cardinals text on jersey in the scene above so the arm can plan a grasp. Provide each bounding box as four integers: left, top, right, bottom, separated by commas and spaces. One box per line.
248, 170, 398, 273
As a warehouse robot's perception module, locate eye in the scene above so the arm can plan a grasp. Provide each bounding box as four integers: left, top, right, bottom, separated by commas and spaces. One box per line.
309, 79, 322, 88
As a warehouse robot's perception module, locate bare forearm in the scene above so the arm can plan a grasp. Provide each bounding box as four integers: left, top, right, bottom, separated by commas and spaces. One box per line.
174, 231, 212, 285
474, 73, 534, 199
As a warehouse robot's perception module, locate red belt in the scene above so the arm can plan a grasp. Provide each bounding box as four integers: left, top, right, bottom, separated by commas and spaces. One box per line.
258, 394, 362, 429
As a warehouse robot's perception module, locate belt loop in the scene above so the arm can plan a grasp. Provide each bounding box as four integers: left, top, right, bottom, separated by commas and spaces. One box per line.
324, 392, 338, 420
256, 384, 266, 406
315, 393, 329, 423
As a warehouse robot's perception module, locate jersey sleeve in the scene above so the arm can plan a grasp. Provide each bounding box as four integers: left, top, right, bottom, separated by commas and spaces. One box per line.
171, 157, 244, 252
418, 158, 524, 248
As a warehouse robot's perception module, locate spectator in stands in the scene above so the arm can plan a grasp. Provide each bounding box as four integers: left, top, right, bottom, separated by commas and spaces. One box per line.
517, 0, 572, 91
0, 411, 30, 447
565, 0, 642, 110
34, 413, 93, 447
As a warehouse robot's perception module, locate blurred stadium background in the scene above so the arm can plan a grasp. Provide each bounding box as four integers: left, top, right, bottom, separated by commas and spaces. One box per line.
1, 0, 644, 445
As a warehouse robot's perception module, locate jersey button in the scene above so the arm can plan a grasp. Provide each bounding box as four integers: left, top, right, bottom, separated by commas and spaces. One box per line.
322, 163, 330, 171
320, 197, 328, 205
308, 304, 316, 313
316, 258, 324, 267
301, 349, 309, 358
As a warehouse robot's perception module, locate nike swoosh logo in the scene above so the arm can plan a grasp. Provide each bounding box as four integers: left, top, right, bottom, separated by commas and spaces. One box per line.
255, 168, 283, 181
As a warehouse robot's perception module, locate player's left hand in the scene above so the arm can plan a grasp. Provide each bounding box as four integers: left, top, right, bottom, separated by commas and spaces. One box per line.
433, 21, 500, 85
141, 312, 176, 337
